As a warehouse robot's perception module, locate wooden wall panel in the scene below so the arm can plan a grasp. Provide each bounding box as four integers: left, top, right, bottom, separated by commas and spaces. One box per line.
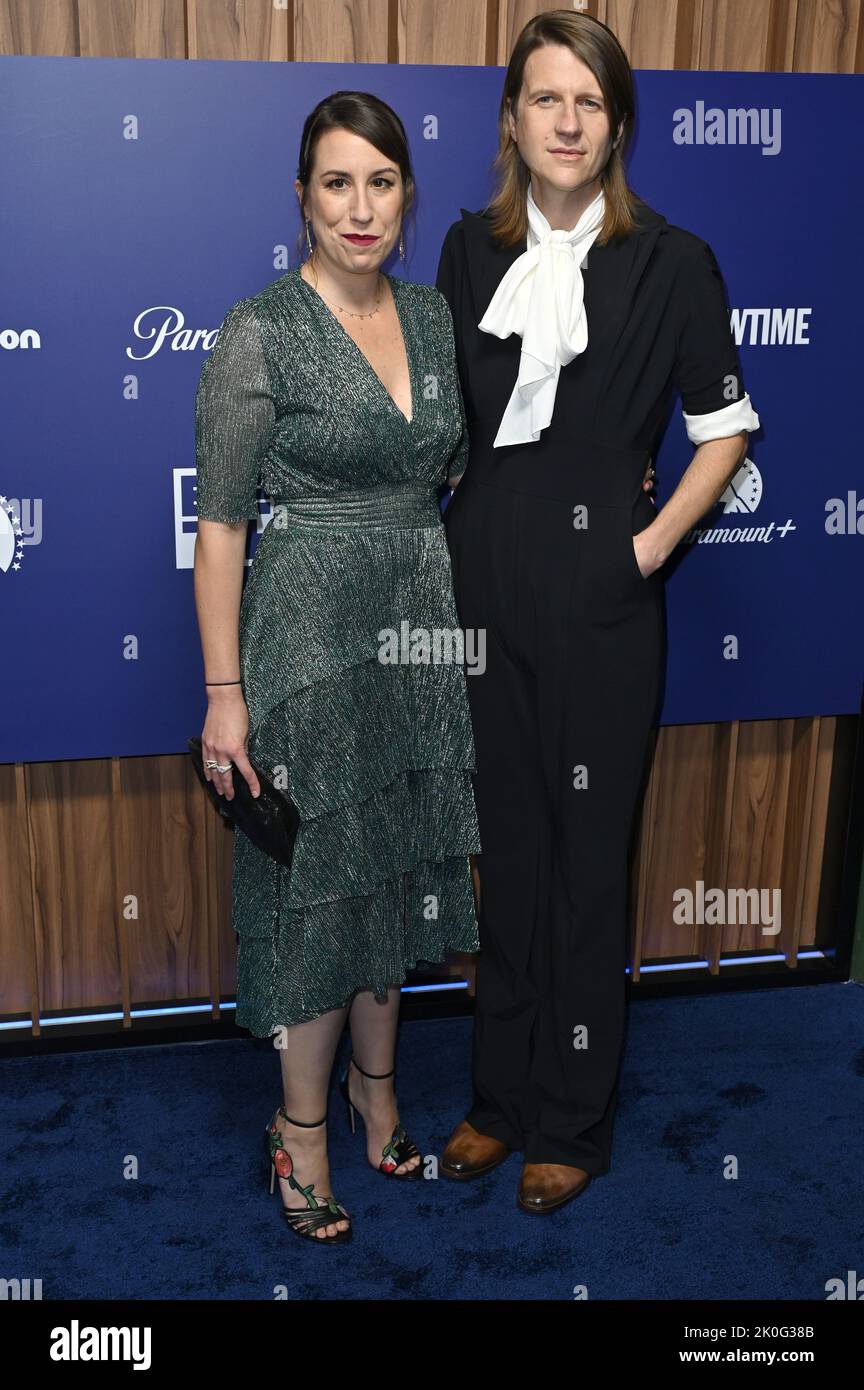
607, 1, 693, 71
500, 1, 696, 69
295, 0, 390, 62
0, 0, 860, 1036
800, 716, 837, 945
0, 764, 37, 1019
633, 723, 721, 973
400, 0, 489, 64
77, 0, 187, 57
213, 787, 238, 1003
630, 716, 842, 974
120, 754, 210, 1008
187, 0, 290, 61
697, 0, 780, 69
792, 0, 864, 71
725, 719, 794, 955
0, 0, 77, 55
25, 759, 121, 1014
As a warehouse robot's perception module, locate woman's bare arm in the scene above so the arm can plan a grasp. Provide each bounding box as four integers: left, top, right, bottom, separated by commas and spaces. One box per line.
193, 518, 260, 800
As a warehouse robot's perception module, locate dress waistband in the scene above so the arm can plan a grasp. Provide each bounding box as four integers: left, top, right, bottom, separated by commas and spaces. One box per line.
266, 482, 442, 532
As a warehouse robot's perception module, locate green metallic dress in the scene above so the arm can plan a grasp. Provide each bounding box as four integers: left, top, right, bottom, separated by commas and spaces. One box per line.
194, 266, 481, 1036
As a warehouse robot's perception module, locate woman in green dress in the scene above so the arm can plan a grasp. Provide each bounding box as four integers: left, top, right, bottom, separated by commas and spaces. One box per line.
193, 92, 481, 1244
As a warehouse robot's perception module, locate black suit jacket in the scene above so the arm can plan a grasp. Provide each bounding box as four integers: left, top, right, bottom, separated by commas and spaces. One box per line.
435, 197, 752, 487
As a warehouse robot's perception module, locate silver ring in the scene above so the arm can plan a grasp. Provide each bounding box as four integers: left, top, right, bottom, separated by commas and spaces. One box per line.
204, 759, 233, 773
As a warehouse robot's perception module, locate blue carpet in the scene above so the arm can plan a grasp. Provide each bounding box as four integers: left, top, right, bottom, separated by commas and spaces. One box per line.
1, 983, 861, 1300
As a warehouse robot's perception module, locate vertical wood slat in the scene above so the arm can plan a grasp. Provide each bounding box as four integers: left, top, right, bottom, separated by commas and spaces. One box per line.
704, 720, 739, 973
120, 755, 215, 1012
18, 764, 40, 1033
630, 727, 660, 981
780, 717, 822, 965
799, 717, 836, 946
202, 762, 222, 1022
400, 0, 488, 64
215, 788, 240, 1003
638, 724, 716, 966
76, 0, 187, 58
186, 0, 290, 61
791, 0, 864, 71
698, 0, 779, 69
0, 0, 77, 56
295, 0, 389, 62
766, 0, 799, 72
500, 1, 693, 70
388, 0, 398, 64
25, 760, 121, 1019
629, 717, 845, 979
110, 756, 132, 1027
723, 720, 790, 960
0, 765, 34, 1019
671, 0, 703, 70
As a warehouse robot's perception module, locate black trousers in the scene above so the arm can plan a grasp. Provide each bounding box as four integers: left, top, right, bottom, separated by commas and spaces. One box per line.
444, 444, 666, 1173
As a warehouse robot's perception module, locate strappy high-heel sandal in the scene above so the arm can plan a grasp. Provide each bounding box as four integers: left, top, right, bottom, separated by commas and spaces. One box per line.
263, 1106, 352, 1244
338, 1056, 423, 1180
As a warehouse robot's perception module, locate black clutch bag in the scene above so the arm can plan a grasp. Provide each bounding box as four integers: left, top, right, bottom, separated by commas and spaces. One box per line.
188, 736, 300, 868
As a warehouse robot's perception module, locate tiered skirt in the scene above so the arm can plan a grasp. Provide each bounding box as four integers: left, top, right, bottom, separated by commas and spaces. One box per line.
230, 503, 481, 1035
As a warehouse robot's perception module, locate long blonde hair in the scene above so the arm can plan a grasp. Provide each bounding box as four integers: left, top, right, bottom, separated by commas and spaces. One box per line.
483, 9, 648, 248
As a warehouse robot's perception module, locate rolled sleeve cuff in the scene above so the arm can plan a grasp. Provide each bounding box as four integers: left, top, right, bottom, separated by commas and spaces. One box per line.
683, 392, 760, 446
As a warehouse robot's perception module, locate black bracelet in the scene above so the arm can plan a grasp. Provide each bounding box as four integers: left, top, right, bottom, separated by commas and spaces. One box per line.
206, 679, 241, 685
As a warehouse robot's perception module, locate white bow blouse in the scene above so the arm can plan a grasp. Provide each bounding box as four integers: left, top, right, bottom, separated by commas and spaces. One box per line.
477, 179, 759, 449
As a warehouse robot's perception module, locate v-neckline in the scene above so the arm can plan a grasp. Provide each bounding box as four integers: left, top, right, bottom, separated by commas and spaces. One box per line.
295, 265, 416, 426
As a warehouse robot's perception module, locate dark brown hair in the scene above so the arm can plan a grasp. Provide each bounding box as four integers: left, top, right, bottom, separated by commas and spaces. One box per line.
484, 9, 647, 248
295, 90, 415, 263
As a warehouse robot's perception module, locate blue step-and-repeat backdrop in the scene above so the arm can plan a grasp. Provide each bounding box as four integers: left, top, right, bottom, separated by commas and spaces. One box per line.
1, 58, 861, 762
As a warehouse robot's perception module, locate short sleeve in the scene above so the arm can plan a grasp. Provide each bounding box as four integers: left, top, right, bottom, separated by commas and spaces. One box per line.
195, 297, 275, 523
432, 288, 470, 484
672, 239, 760, 446
447, 375, 470, 483
436, 222, 461, 317
435, 228, 472, 483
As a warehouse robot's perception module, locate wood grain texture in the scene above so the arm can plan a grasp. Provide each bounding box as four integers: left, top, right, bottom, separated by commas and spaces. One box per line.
77, 0, 187, 58
399, 0, 488, 64
187, 0, 289, 61
0, 0, 77, 55
295, 0, 389, 62
634, 724, 718, 972
0, 764, 38, 1022
793, 0, 864, 71
1, 0, 859, 1035
119, 754, 212, 1009
25, 759, 121, 1017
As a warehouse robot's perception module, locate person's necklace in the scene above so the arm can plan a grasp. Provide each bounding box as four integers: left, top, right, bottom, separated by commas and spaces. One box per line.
308, 258, 383, 319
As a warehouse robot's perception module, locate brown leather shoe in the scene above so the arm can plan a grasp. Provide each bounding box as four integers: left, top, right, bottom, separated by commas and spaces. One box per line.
517, 1162, 592, 1214
440, 1119, 510, 1180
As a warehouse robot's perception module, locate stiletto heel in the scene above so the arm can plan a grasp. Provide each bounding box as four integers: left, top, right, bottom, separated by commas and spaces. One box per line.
338, 1056, 423, 1180
263, 1107, 352, 1244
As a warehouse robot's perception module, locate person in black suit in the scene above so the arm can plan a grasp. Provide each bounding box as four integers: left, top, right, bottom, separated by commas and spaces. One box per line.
435, 10, 760, 1214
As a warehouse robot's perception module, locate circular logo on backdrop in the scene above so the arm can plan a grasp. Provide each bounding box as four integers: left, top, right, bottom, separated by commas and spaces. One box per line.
0, 497, 24, 572
719, 458, 763, 514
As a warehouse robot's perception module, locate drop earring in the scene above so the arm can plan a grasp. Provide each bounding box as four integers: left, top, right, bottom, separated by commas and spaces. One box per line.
305, 219, 313, 259
399, 229, 405, 261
